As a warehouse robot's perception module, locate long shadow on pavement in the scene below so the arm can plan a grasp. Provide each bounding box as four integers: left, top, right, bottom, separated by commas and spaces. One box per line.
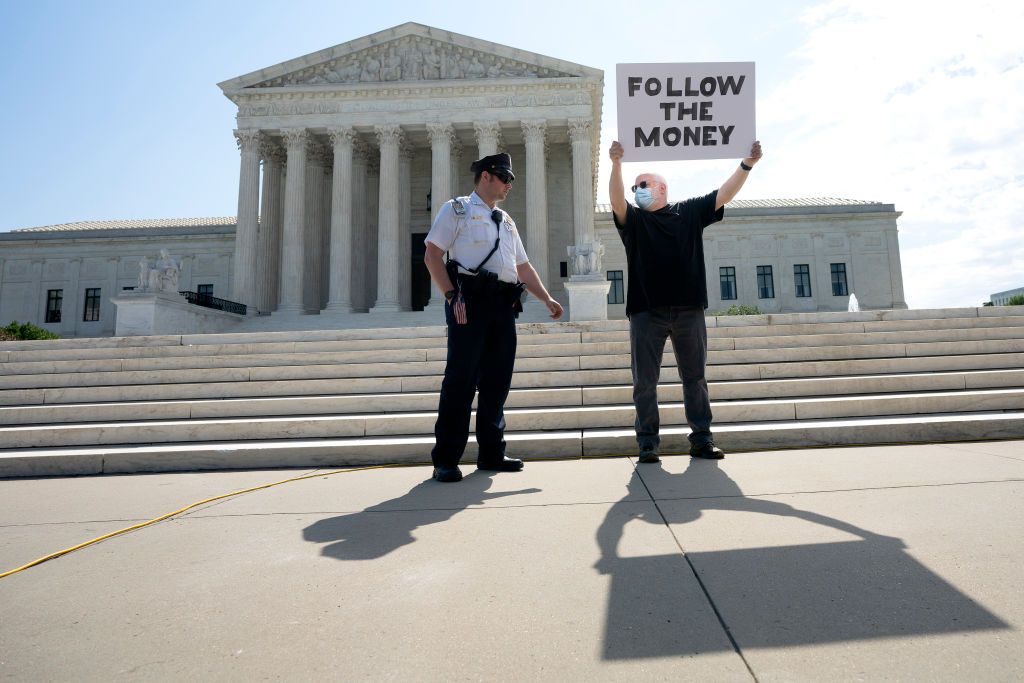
302, 470, 540, 560
596, 457, 1008, 659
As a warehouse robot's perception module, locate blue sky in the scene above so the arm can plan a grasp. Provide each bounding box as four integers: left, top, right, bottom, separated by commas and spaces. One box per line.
1, 0, 1021, 308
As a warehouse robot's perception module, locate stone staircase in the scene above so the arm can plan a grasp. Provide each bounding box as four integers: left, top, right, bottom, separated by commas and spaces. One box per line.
2, 307, 1023, 477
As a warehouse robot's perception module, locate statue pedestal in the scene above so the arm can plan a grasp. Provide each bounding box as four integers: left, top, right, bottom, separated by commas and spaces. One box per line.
111, 291, 244, 336
563, 276, 610, 322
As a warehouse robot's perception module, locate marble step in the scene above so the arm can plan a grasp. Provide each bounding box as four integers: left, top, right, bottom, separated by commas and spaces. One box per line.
3, 388, 1023, 449
3, 305, 1022, 353
8, 323, 1024, 373
4, 351, 1024, 407
4, 336, 1024, 388
3, 368, 1022, 426
3, 410, 1023, 477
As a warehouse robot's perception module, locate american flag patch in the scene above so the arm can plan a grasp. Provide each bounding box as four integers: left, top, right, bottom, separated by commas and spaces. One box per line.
452, 292, 468, 325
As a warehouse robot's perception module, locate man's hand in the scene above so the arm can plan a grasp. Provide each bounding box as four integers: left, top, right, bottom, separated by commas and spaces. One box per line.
545, 298, 564, 320
743, 140, 763, 167
609, 140, 624, 164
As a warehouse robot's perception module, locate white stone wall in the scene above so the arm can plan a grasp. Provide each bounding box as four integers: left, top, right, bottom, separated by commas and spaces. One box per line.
595, 205, 907, 316
0, 232, 235, 338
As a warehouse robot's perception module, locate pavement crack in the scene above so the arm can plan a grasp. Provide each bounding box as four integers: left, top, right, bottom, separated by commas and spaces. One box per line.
632, 465, 760, 682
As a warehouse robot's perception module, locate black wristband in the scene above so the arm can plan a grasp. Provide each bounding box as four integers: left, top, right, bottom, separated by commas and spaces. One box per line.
445, 289, 456, 302
740, 161, 752, 172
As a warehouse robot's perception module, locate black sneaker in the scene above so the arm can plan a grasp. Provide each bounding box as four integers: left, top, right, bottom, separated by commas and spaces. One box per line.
638, 446, 660, 464
476, 456, 524, 472
432, 466, 463, 482
689, 443, 725, 460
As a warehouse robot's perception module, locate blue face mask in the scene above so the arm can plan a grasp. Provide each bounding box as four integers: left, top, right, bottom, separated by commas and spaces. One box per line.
635, 187, 655, 210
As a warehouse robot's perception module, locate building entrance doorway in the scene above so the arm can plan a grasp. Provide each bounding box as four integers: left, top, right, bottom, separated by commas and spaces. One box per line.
411, 233, 431, 311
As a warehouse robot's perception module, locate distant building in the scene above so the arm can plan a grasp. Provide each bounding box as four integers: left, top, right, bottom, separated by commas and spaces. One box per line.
991, 287, 1024, 306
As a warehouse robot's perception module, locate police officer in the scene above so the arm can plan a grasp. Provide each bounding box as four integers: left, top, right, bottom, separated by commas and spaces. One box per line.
423, 153, 564, 483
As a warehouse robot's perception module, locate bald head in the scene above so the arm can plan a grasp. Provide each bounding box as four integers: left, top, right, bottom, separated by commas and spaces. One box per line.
632, 173, 669, 212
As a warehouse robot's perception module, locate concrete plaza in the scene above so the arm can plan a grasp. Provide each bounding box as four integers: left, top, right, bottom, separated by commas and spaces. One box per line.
2, 440, 1022, 680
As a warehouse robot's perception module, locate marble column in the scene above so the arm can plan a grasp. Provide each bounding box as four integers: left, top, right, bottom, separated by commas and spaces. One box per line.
351, 140, 369, 312
278, 128, 309, 314
521, 119, 549, 285
568, 117, 595, 247
104, 257, 119, 333
450, 136, 464, 198
256, 141, 284, 313
325, 127, 355, 313
304, 142, 329, 313
371, 124, 403, 312
320, 156, 332, 310
232, 129, 262, 312
398, 140, 414, 311
474, 121, 500, 160
427, 123, 455, 306
365, 155, 380, 310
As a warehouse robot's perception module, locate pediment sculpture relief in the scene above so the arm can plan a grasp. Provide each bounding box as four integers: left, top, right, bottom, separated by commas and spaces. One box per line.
254, 36, 571, 87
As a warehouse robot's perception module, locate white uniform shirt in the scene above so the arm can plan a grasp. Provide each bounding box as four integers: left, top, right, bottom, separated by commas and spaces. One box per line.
424, 192, 529, 284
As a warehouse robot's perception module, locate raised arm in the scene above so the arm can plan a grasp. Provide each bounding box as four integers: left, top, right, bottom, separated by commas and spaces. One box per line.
716, 140, 763, 211
608, 141, 627, 225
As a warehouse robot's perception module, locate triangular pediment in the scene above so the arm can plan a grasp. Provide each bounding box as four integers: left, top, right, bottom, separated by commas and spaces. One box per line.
218, 22, 601, 92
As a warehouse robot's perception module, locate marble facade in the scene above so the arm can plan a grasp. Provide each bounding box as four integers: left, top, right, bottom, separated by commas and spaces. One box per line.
219, 22, 604, 319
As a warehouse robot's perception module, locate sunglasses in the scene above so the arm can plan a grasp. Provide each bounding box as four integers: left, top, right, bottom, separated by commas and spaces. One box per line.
631, 180, 651, 193
490, 171, 514, 185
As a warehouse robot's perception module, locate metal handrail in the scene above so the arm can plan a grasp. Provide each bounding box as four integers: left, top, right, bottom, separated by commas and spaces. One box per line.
179, 291, 247, 315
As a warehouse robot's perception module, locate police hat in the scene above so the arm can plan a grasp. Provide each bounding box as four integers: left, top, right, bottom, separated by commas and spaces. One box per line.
470, 152, 515, 181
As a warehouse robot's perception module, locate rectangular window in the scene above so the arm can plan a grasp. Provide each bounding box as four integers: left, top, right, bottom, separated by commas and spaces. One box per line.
756, 265, 775, 299
46, 289, 63, 323
719, 267, 737, 300
559, 261, 568, 278
606, 270, 624, 305
197, 284, 214, 297
83, 288, 101, 322
831, 263, 849, 296
794, 264, 812, 298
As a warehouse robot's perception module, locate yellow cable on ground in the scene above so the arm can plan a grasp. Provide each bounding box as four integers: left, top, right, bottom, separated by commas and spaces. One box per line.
0, 462, 408, 580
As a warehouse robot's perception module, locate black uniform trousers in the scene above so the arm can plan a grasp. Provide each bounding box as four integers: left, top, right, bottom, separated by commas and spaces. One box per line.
431, 281, 518, 468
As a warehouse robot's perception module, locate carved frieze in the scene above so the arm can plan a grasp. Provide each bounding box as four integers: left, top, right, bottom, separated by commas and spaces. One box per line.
252, 36, 572, 88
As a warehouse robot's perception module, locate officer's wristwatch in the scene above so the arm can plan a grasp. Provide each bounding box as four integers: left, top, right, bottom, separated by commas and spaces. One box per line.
445, 289, 457, 302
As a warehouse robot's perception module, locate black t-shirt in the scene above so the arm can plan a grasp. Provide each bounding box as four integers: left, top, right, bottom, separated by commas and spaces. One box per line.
612, 190, 724, 315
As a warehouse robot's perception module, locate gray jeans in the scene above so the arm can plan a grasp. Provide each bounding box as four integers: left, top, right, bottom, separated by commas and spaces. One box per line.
629, 306, 713, 450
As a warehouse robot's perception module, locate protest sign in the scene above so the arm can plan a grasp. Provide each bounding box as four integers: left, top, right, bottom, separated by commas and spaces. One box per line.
616, 62, 755, 162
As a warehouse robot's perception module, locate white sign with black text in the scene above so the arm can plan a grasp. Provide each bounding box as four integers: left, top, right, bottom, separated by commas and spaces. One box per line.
616, 61, 756, 162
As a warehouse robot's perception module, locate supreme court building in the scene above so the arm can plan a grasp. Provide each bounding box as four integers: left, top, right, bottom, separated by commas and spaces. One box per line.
0, 23, 908, 338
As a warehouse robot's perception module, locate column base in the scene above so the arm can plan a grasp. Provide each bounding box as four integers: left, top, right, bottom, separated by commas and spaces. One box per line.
323, 301, 354, 314
563, 276, 610, 322
370, 302, 402, 313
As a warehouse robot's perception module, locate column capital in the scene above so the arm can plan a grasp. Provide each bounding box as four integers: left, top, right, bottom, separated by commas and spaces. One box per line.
427, 122, 455, 146
474, 121, 502, 150
327, 126, 356, 149
307, 141, 332, 167
399, 138, 415, 160
233, 128, 262, 152
521, 119, 547, 144
259, 139, 286, 164
374, 124, 404, 148
280, 128, 310, 149
568, 117, 592, 142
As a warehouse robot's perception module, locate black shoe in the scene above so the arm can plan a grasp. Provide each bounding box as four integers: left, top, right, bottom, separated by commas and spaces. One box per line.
637, 446, 660, 464
432, 466, 463, 482
690, 443, 725, 460
476, 456, 524, 472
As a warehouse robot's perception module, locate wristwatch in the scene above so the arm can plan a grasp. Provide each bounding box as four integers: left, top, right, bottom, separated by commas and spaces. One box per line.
445, 289, 457, 302
740, 161, 753, 172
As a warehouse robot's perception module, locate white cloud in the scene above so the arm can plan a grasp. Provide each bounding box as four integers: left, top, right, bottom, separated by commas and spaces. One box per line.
599, 0, 1024, 308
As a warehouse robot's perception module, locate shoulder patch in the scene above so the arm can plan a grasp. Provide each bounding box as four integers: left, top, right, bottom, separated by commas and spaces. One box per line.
450, 198, 469, 216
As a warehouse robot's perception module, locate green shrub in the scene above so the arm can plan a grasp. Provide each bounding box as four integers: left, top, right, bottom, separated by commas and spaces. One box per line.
2, 321, 60, 341
1006, 294, 1024, 306
709, 304, 761, 316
